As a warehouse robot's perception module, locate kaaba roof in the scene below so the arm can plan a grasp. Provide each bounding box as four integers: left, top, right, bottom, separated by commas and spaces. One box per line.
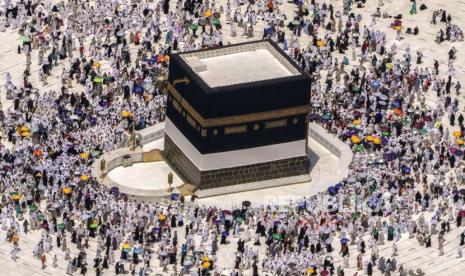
167, 40, 310, 119
178, 40, 302, 88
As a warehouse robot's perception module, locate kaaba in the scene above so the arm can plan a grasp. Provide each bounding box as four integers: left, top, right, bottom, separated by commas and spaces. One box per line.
164, 40, 311, 190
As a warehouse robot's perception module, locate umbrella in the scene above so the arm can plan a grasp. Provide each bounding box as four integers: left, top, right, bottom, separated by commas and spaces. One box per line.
28, 204, 37, 211
351, 135, 361, 144
213, 12, 221, 19
419, 128, 428, 135
382, 131, 391, 137
158, 214, 167, 221
353, 119, 361, 126
122, 243, 131, 249
171, 193, 180, 200
204, 10, 213, 17
272, 233, 283, 240
21, 36, 31, 43
93, 77, 103, 83
121, 110, 133, 118
110, 187, 119, 194
365, 135, 374, 142
80, 152, 89, 159
453, 131, 462, 138
37, 214, 45, 221
90, 223, 99, 229
57, 223, 65, 230
11, 194, 21, 201
457, 139, 464, 145
189, 23, 198, 30
371, 80, 381, 88
235, 216, 244, 223
402, 166, 411, 174
335, 183, 343, 190
202, 261, 212, 269
327, 186, 336, 194
212, 18, 220, 26
273, 220, 282, 226
355, 144, 365, 152
455, 150, 464, 156
63, 187, 72, 194
134, 247, 143, 254
340, 237, 350, 244
373, 137, 381, 145
80, 175, 90, 181
242, 200, 251, 208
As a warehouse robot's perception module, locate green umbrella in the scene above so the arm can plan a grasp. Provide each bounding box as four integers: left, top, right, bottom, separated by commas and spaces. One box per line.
419, 128, 428, 135
9, 191, 18, 196
190, 24, 198, 30
57, 223, 65, 230
382, 131, 391, 137
90, 223, 99, 229
37, 214, 45, 221
212, 18, 220, 26
93, 77, 103, 83
355, 144, 365, 152
235, 216, 244, 223
28, 204, 37, 211
273, 233, 283, 241
21, 36, 31, 43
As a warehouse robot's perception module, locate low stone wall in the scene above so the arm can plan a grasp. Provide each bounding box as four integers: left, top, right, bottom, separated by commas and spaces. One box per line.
119, 122, 166, 148
308, 123, 353, 180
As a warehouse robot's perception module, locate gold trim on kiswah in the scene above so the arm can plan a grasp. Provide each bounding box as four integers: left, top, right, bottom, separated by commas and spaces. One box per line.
265, 119, 288, 129
224, 125, 247, 135
167, 83, 309, 128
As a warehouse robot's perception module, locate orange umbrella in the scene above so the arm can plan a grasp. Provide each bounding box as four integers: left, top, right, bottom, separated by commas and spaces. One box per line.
457, 139, 464, 145
393, 108, 403, 117
63, 187, 72, 194
453, 131, 462, 138
33, 149, 42, 156
80, 175, 90, 181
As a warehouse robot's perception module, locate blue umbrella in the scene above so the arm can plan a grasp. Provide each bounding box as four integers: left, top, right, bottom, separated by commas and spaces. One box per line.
371, 80, 381, 88
134, 85, 144, 94
335, 183, 343, 190
402, 166, 411, 174
327, 186, 336, 194
340, 238, 350, 244
171, 193, 180, 200
110, 187, 119, 194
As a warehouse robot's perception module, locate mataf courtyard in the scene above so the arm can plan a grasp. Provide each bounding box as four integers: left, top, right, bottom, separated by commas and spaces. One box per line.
0, 0, 464, 275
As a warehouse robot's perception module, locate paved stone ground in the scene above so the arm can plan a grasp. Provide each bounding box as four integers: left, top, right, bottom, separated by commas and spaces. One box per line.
0, 0, 465, 275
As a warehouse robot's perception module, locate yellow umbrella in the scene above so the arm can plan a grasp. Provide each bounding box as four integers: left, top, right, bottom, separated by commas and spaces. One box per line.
204, 10, 212, 17
121, 111, 133, 118
122, 243, 131, 249
11, 194, 21, 201
63, 187, 72, 194
457, 139, 464, 145
93, 61, 101, 68
80, 152, 89, 159
158, 214, 167, 221
20, 131, 30, 137
435, 121, 442, 128
307, 267, 315, 275
202, 256, 211, 262
351, 135, 361, 144
373, 137, 382, 145
353, 119, 361, 126
453, 131, 462, 138
386, 63, 393, 70
365, 135, 374, 142
201, 261, 211, 269
80, 175, 90, 181
20, 126, 29, 132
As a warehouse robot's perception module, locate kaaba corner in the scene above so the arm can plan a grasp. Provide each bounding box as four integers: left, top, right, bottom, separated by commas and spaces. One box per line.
164, 40, 312, 191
